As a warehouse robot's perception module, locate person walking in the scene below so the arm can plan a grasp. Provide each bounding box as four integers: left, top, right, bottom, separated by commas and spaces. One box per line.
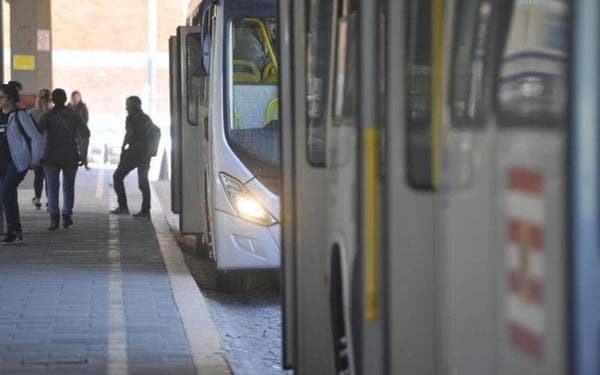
68, 91, 91, 169
29, 89, 52, 209
37, 89, 87, 230
0, 81, 44, 244
110, 96, 152, 218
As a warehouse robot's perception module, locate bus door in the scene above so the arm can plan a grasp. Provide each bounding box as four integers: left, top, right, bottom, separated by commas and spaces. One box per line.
325, 0, 360, 374
571, 0, 600, 373
493, 0, 570, 373
169, 35, 181, 214
197, 5, 214, 245
176, 18, 210, 235
440, 1, 500, 373
279, 0, 295, 367
279, 0, 335, 373
381, 0, 441, 373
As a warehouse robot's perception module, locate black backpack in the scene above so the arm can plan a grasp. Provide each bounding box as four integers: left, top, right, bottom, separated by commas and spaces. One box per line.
145, 119, 161, 157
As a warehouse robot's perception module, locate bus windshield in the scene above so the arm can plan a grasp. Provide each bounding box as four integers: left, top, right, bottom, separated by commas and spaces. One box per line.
226, 18, 279, 192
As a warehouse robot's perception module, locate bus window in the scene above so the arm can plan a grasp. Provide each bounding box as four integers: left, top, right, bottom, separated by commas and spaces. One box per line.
406, 0, 433, 189
306, 0, 335, 167
226, 18, 280, 191
186, 32, 203, 125
450, 0, 493, 127
496, 0, 568, 125
332, 0, 358, 126
199, 7, 214, 106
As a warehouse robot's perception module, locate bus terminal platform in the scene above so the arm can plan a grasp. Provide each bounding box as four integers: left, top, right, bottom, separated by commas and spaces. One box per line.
0, 167, 231, 375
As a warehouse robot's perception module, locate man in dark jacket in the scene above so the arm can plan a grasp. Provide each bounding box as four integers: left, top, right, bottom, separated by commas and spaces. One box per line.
37, 89, 87, 230
110, 96, 152, 218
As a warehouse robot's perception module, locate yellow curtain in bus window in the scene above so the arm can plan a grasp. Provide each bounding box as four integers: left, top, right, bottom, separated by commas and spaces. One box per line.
13, 55, 35, 71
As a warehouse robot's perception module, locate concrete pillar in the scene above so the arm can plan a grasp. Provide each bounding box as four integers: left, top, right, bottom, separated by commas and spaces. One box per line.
7, 0, 51, 104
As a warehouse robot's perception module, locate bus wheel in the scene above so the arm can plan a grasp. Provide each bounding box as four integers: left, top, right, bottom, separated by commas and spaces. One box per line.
195, 232, 211, 259
330, 248, 350, 374
216, 270, 254, 293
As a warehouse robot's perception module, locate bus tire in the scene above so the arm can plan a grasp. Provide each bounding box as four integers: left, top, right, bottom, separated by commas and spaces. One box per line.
330, 247, 350, 374
195, 232, 211, 259
216, 270, 254, 293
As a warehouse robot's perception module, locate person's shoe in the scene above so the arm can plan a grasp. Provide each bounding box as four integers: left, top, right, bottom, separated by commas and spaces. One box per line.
85, 165, 90, 170
0, 231, 22, 245
62, 215, 73, 229
132, 210, 150, 219
32, 197, 42, 209
48, 215, 60, 231
110, 207, 129, 215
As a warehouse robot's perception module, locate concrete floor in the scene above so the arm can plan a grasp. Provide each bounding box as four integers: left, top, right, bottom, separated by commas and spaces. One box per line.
0, 167, 230, 375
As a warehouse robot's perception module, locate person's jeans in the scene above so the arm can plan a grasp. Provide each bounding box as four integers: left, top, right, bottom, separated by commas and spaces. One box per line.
33, 165, 45, 199
0, 162, 27, 233
113, 158, 150, 212
44, 165, 78, 217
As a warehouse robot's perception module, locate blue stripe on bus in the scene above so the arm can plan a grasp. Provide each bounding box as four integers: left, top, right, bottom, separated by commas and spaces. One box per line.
572, 0, 600, 374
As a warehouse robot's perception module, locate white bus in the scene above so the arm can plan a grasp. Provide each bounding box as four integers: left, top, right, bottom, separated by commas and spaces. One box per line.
280, 0, 599, 374
170, 0, 279, 291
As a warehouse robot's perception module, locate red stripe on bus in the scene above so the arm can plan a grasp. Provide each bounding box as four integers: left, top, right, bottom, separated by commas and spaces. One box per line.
509, 168, 543, 194
509, 322, 543, 361
509, 220, 543, 249
507, 272, 544, 304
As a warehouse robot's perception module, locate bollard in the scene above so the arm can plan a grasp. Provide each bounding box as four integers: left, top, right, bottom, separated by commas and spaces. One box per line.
158, 148, 169, 181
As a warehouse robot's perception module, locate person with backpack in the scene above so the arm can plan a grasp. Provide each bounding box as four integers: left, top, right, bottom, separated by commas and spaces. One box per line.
0, 81, 44, 244
110, 96, 159, 218
29, 88, 52, 209
37, 89, 87, 230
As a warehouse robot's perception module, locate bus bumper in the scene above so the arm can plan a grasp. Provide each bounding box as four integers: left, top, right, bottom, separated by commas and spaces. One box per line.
213, 209, 281, 270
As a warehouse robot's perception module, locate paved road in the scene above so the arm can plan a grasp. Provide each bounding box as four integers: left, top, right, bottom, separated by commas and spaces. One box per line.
153, 180, 291, 375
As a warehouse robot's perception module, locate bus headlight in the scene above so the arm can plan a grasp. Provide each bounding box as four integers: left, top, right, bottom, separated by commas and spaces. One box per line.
220, 173, 277, 226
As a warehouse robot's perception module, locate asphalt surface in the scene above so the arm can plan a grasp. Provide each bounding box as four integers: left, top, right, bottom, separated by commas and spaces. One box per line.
153, 180, 290, 375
